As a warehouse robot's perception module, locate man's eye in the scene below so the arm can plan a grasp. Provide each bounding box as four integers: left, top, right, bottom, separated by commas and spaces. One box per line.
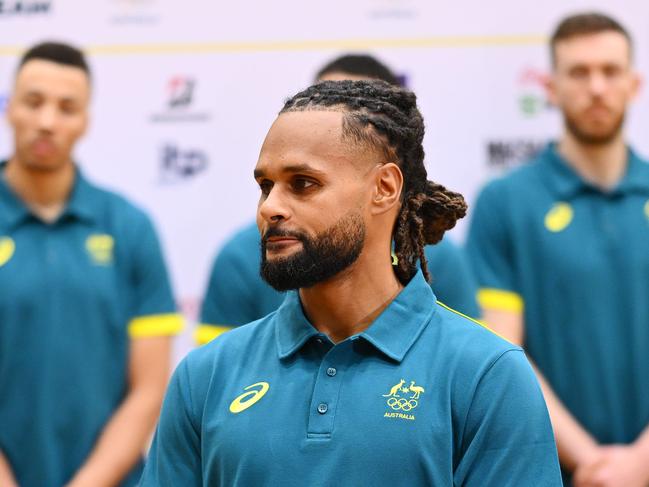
603, 65, 622, 79
292, 178, 316, 192
259, 181, 273, 196
569, 67, 588, 79
60, 103, 78, 115
23, 96, 42, 109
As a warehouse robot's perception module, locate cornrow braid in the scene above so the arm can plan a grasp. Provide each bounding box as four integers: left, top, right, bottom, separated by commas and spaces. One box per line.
281, 80, 467, 284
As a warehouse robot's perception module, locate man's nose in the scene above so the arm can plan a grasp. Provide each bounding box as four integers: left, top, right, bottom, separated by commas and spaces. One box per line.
258, 186, 290, 224
588, 72, 608, 97
36, 104, 57, 132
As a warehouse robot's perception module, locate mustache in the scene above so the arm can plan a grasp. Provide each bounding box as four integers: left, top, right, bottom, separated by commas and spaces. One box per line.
261, 227, 308, 244
33, 135, 55, 142
585, 99, 612, 111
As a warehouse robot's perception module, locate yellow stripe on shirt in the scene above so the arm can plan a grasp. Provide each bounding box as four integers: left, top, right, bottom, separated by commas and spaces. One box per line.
194, 324, 235, 345
477, 288, 524, 313
128, 313, 185, 338
436, 301, 510, 343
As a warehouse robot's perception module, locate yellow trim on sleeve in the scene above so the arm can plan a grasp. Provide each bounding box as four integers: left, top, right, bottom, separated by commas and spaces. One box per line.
128, 313, 185, 338
477, 288, 524, 313
194, 324, 235, 345
436, 301, 510, 343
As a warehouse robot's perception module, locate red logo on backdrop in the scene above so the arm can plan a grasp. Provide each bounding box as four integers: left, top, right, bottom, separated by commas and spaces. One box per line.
167, 76, 195, 109
150, 76, 210, 123
518, 67, 547, 87
517, 67, 551, 117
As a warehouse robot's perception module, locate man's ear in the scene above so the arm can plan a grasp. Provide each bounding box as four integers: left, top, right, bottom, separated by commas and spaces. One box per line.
371, 162, 403, 215
628, 70, 642, 102
5, 94, 16, 127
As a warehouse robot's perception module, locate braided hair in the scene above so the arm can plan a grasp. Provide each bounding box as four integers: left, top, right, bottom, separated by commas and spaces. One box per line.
280, 80, 467, 284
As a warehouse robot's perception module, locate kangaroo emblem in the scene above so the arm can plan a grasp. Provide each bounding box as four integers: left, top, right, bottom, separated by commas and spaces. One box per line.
382, 379, 405, 397
408, 381, 425, 400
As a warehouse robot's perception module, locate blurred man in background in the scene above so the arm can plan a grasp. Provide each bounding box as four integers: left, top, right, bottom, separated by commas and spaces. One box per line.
197, 53, 479, 345
0, 42, 182, 487
467, 13, 649, 486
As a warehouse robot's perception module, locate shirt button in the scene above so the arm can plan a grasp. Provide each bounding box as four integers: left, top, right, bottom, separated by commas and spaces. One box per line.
317, 403, 328, 414
326, 367, 337, 377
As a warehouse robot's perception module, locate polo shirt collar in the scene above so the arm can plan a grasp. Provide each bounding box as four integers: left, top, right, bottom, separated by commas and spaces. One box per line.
0, 161, 96, 227
0, 162, 31, 228
63, 168, 97, 223
542, 142, 649, 199
617, 147, 649, 195
275, 270, 436, 363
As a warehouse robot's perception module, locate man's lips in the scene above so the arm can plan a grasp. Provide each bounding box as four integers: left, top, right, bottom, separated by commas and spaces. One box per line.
264, 235, 302, 252
583, 104, 611, 117
32, 139, 56, 156
266, 236, 299, 243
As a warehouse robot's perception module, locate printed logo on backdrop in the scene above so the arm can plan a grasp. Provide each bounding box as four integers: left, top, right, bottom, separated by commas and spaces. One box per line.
486, 139, 545, 174
109, 0, 160, 25
518, 67, 551, 117
168, 76, 194, 109
159, 144, 209, 184
0, 0, 51, 16
150, 76, 211, 124
367, 0, 418, 19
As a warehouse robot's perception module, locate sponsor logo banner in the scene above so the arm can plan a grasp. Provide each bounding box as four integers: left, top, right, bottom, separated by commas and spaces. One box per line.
150, 76, 211, 123
486, 139, 545, 172
159, 143, 209, 183
517, 67, 551, 117
0, 1, 51, 15
109, 0, 160, 25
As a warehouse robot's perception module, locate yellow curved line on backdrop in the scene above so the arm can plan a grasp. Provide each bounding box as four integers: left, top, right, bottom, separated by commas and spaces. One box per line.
0, 34, 546, 57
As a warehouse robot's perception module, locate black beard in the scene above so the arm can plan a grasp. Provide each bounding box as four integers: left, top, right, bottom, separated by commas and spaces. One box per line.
564, 109, 625, 146
260, 211, 365, 291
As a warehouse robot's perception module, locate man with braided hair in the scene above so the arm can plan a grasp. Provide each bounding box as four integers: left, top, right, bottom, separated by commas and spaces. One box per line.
196, 53, 479, 345
140, 80, 561, 486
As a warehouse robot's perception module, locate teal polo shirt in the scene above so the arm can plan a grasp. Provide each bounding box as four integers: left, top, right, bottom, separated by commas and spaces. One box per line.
466, 143, 649, 448
0, 163, 183, 487
197, 221, 479, 344
142, 270, 561, 486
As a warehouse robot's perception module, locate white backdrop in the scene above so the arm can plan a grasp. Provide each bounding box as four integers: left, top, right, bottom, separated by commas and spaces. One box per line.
1, 0, 648, 360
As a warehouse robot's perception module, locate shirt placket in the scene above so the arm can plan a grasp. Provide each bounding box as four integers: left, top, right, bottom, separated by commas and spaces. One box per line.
306, 336, 350, 439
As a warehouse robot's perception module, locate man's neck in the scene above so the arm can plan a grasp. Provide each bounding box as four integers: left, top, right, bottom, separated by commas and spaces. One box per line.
557, 132, 627, 190
3, 158, 75, 222
299, 250, 404, 344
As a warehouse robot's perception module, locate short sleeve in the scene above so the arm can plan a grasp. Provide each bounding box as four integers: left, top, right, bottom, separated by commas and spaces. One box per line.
453, 350, 562, 486
126, 213, 183, 338
425, 238, 480, 318
466, 182, 523, 313
139, 360, 202, 486
196, 236, 259, 345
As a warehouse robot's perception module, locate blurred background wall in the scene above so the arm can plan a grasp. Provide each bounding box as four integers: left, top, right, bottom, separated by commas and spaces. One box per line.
1, 0, 647, 359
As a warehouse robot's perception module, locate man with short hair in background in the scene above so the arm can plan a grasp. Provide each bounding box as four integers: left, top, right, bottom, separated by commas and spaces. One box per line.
467, 13, 649, 486
197, 53, 479, 345
0, 42, 183, 487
